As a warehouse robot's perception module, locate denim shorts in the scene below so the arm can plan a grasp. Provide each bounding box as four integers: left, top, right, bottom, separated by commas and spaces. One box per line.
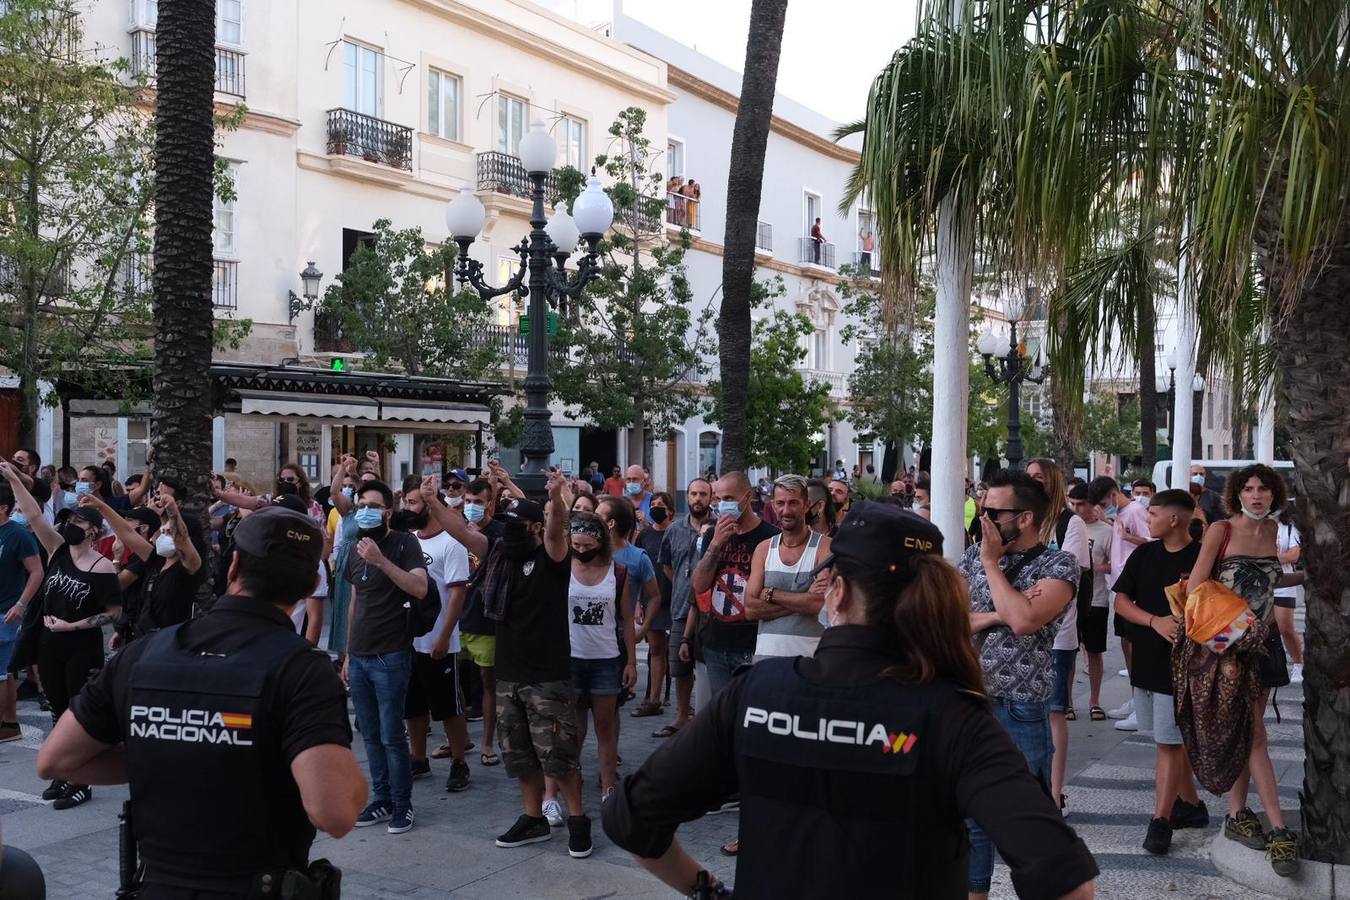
571, 655, 622, 696
1050, 648, 1078, 713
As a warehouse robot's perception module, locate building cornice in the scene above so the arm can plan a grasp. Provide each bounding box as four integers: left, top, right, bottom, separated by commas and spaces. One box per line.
296, 150, 461, 202
666, 66, 860, 164
403, 0, 678, 106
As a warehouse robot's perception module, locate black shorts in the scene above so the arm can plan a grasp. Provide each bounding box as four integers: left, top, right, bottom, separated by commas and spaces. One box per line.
404, 651, 464, 721
1113, 612, 1133, 639
1273, 594, 1296, 610
1078, 603, 1109, 654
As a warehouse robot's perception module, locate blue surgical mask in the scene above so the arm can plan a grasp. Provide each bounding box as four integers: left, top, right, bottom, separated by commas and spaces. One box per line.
624, 481, 642, 496
463, 502, 485, 524
341, 486, 354, 498
1134, 496, 1150, 508
715, 500, 741, 518
354, 507, 384, 529
75, 481, 93, 495
1104, 504, 1118, 518
62, 491, 78, 509
1191, 474, 1205, 487
8, 511, 26, 527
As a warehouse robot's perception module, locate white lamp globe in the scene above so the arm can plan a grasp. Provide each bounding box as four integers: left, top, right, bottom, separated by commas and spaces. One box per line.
977, 330, 1002, 357
1165, 348, 1178, 371
573, 175, 614, 238
545, 209, 580, 255
445, 192, 486, 240
518, 120, 557, 174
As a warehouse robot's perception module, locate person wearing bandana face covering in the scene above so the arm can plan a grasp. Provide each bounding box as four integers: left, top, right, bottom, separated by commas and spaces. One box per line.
602, 501, 1098, 899
961, 470, 1083, 899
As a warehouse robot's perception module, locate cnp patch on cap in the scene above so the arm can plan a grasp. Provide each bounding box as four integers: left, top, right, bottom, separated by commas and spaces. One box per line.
232, 505, 323, 569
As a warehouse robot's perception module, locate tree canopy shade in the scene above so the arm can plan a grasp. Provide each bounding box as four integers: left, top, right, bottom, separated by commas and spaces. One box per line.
846, 0, 1350, 863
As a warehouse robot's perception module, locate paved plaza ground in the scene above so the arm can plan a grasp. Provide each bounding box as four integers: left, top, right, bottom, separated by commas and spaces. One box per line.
2, 611, 1305, 899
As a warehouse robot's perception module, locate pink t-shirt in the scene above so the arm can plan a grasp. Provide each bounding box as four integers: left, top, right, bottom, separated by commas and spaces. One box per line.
1109, 500, 1151, 583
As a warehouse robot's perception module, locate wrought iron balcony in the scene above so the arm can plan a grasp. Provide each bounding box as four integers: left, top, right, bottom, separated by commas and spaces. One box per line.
475, 151, 558, 199
215, 46, 245, 97
851, 250, 880, 276
756, 220, 773, 252
798, 237, 836, 269
130, 27, 156, 80
212, 259, 238, 309
326, 108, 414, 171
666, 191, 701, 231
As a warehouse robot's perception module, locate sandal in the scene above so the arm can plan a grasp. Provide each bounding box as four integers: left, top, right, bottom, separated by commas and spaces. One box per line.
720, 839, 739, 857
1064, 707, 1077, 721
630, 700, 663, 718
432, 741, 475, 759
652, 724, 682, 738
480, 751, 500, 767
1089, 706, 1106, 721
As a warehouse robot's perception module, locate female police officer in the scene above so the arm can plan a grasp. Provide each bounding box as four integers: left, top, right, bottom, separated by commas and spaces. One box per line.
602, 501, 1098, 899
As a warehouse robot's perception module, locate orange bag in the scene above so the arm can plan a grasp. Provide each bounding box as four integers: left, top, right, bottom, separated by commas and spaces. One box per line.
1184, 579, 1255, 652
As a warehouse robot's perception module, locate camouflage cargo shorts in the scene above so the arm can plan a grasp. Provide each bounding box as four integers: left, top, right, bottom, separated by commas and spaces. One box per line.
496, 679, 581, 778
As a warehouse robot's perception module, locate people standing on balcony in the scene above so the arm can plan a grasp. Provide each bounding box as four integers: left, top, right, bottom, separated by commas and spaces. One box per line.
811, 217, 826, 264
666, 175, 685, 226
684, 180, 700, 229
859, 229, 876, 270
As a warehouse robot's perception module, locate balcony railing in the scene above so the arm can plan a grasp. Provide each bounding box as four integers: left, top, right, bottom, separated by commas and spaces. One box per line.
851, 250, 880, 276
467, 324, 529, 368
214, 46, 245, 97
799, 367, 848, 398
326, 108, 413, 171
212, 259, 238, 309
798, 238, 837, 269
665, 191, 701, 231
475, 151, 558, 199
130, 27, 156, 80
313, 310, 355, 353
756, 220, 773, 252
120, 252, 151, 300
0, 256, 69, 296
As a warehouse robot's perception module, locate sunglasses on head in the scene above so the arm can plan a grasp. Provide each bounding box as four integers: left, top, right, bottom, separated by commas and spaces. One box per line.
983, 507, 1026, 520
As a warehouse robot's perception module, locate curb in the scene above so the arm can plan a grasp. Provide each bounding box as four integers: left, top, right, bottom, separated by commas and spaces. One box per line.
1209, 817, 1346, 900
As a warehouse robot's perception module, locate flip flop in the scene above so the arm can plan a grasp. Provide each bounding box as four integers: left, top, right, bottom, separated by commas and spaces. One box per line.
1089, 706, 1107, 721
720, 839, 739, 857
480, 751, 500, 767
652, 724, 681, 738
1064, 707, 1077, 721
432, 741, 476, 759
630, 701, 663, 718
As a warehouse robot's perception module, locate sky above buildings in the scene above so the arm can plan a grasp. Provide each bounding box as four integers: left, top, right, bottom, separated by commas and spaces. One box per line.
548, 0, 918, 125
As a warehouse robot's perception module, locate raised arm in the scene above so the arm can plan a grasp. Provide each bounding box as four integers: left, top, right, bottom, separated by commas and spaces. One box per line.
1, 460, 61, 556
543, 470, 570, 563
329, 455, 357, 517
419, 475, 488, 559
155, 496, 202, 575
80, 493, 153, 562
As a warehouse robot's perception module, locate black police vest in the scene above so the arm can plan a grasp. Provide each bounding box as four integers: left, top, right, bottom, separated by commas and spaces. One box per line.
732, 657, 968, 899
125, 622, 315, 884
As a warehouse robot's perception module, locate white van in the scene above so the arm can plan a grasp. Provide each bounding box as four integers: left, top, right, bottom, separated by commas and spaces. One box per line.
1151, 459, 1296, 495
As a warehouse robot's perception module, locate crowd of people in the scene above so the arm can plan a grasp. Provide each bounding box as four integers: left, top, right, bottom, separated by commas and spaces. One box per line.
0, 442, 1307, 893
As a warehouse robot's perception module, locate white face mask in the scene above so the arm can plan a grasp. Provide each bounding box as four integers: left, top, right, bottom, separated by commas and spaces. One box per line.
1241, 505, 1270, 521
447, 495, 463, 508
155, 534, 178, 557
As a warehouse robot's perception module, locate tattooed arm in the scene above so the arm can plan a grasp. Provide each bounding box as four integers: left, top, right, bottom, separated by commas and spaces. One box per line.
45, 608, 123, 633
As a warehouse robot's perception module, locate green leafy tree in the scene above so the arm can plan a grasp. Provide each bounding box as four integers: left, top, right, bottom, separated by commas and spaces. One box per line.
314, 219, 501, 380
705, 282, 832, 473
1082, 390, 1141, 461
553, 107, 711, 469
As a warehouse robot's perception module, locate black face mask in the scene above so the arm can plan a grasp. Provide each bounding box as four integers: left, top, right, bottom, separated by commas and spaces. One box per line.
62, 523, 87, 546
390, 509, 427, 532
357, 522, 389, 541
502, 522, 538, 560
648, 507, 668, 524
573, 546, 602, 563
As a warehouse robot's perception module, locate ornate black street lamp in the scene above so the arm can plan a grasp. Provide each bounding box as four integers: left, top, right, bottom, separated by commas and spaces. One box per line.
977, 295, 1047, 472
443, 121, 613, 496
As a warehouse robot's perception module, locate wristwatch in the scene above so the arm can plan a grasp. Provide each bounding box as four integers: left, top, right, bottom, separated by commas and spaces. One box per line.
764, 587, 775, 605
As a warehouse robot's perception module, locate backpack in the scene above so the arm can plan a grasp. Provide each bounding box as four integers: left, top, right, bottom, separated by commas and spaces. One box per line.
406, 570, 441, 639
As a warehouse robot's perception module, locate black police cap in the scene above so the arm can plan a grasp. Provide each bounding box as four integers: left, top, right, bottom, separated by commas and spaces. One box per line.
232, 506, 323, 569
812, 500, 943, 577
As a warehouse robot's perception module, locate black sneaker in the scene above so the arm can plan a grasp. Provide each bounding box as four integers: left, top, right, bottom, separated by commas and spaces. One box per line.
1223, 807, 1267, 850
496, 814, 551, 848
1169, 797, 1210, 829
567, 815, 593, 859
37, 692, 50, 712
41, 779, 68, 802
1143, 816, 1173, 855
1266, 827, 1299, 877
445, 760, 470, 793
53, 785, 91, 810
411, 758, 432, 780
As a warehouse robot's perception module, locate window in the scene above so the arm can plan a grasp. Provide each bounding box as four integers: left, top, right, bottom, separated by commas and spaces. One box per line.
561, 115, 587, 170
218, 0, 242, 46
343, 42, 383, 116
496, 257, 524, 325
130, 0, 158, 29
126, 419, 150, 473
667, 138, 685, 179
427, 69, 461, 141
804, 192, 821, 237
813, 330, 829, 370
497, 95, 528, 156
212, 165, 237, 256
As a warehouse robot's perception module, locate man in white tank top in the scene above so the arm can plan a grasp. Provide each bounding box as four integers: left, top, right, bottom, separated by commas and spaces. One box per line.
746, 475, 833, 659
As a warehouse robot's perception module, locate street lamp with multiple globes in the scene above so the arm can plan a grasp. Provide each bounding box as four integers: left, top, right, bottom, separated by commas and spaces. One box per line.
443, 121, 614, 496
976, 292, 1046, 472
1165, 348, 1178, 449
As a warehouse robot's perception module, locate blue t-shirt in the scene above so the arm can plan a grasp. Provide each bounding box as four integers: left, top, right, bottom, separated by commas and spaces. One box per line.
612, 542, 656, 613
0, 520, 41, 611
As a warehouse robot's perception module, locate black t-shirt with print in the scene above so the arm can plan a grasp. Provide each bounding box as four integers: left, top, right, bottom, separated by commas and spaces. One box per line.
493, 542, 573, 684
1112, 539, 1201, 695
459, 518, 506, 637
696, 520, 780, 654
40, 544, 120, 622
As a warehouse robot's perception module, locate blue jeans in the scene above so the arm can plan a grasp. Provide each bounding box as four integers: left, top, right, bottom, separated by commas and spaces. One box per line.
703, 646, 754, 697
967, 698, 1052, 893
349, 650, 413, 811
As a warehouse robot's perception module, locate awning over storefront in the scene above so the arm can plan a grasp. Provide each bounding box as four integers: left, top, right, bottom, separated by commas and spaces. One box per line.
236, 391, 491, 425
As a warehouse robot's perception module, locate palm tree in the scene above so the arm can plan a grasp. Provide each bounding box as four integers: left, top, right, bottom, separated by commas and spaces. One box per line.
717, 0, 789, 472
151, 0, 216, 511
849, 0, 1350, 863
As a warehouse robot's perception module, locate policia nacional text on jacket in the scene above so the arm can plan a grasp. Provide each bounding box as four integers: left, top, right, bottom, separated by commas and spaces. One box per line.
602, 501, 1099, 899
36, 506, 368, 898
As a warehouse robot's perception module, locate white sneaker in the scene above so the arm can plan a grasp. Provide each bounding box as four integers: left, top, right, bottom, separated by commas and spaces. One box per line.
542, 798, 566, 828
1118, 668, 1129, 677
1113, 712, 1138, 731
1106, 698, 1134, 719
1290, 663, 1304, 685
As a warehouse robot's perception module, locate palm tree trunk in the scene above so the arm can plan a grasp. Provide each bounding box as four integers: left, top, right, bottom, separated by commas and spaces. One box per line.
717, 0, 789, 473
1137, 295, 1157, 470
1048, 372, 1078, 474
1272, 236, 1350, 865
151, 0, 216, 517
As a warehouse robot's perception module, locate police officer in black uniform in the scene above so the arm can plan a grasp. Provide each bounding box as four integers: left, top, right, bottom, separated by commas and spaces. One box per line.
38, 506, 368, 899
602, 501, 1099, 899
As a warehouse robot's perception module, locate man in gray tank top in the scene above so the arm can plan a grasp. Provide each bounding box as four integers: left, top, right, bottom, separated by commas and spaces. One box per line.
746, 475, 833, 660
